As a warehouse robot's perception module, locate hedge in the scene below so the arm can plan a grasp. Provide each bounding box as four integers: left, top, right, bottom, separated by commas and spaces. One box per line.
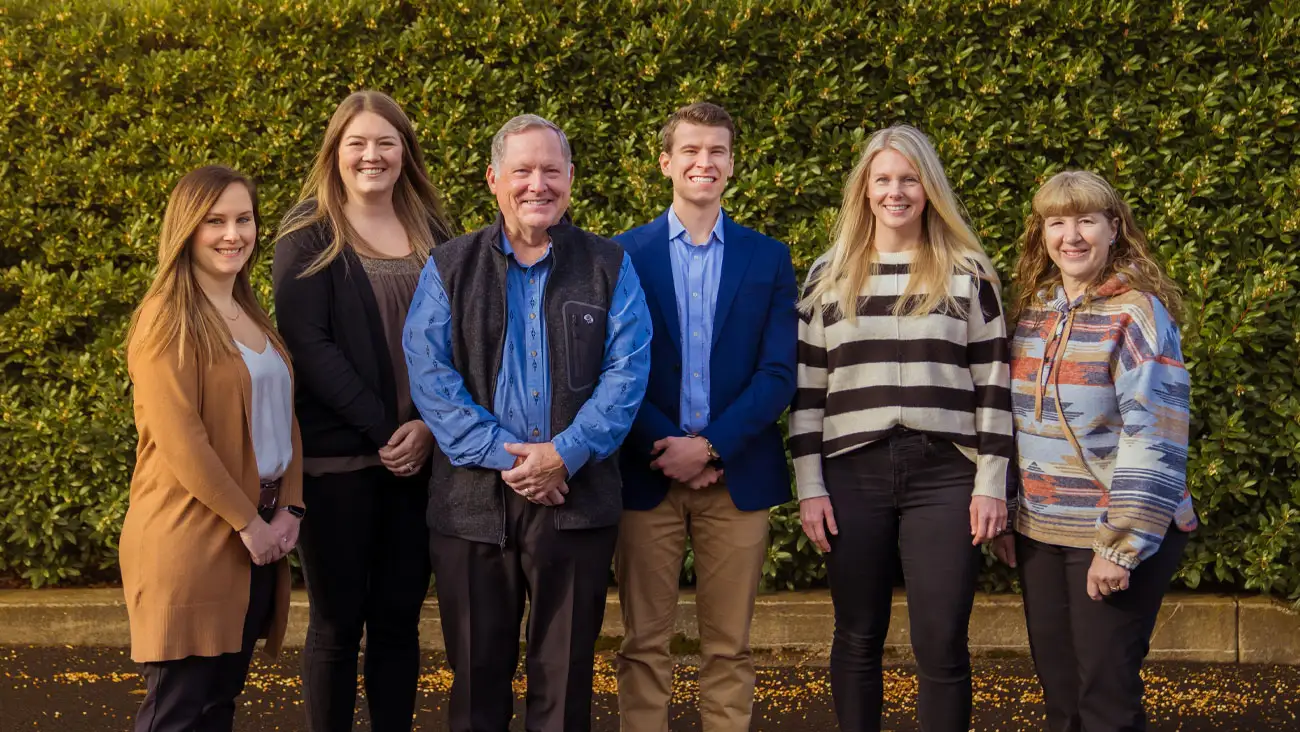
1, 0, 1297, 597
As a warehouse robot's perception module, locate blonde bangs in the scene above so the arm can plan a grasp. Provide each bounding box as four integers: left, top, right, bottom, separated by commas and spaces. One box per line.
1032, 171, 1114, 219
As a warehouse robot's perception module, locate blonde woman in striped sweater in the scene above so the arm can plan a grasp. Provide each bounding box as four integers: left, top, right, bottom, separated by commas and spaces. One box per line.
791, 125, 1014, 732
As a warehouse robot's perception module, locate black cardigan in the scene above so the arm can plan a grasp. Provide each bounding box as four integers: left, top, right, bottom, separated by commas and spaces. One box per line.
271, 216, 401, 458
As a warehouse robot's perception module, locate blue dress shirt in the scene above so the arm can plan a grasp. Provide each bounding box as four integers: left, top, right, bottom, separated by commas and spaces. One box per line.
667, 207, 725, 433
403, 232, 652, 478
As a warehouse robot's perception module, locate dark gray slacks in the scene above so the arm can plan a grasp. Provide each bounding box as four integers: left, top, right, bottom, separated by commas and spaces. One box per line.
431, 488, 618, 732
822, 430, 982, 732
1017, 528, 1189, 732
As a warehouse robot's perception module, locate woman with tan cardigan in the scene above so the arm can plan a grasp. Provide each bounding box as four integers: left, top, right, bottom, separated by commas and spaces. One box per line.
122, 165, 306, 732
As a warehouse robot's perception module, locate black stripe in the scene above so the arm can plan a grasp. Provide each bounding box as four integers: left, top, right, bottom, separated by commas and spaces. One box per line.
821, 427, 980, 456
967, 337, 1009, 365
823, 385, 977, 416
792, 388, 827, 412
822, 430, 892, 456
873, 263, 912, 275
822, 295, 971, 326
976, 277, 1005, 323
827, 338, 969, 368
798, 341, 828, 368
788, 432, 824, 458
974, 384, 1012, 410
977, 431, 1016, 458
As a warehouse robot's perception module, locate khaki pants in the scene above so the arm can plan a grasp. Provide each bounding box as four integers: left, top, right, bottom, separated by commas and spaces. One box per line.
614, 481, 770, 732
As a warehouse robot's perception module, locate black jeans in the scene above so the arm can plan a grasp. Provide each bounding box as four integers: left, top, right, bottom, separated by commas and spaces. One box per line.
135, 550, 276, 732
1017, 528, 1189, 732
298, 466, 432, 732
822, 430, 981, 732
431, 487, 618, 732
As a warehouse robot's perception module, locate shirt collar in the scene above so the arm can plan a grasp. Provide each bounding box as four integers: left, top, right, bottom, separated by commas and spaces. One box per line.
500, 230, 551, 267
667, 206, 726, 246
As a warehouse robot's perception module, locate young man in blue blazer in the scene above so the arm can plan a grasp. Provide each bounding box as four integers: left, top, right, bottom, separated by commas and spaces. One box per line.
613, 103, 798, 732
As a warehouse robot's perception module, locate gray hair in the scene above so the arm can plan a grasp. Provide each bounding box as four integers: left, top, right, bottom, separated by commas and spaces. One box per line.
490, 114, 572, 170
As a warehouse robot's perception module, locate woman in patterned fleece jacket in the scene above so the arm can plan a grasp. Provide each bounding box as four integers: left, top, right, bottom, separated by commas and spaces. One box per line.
995, 170, 1197, 732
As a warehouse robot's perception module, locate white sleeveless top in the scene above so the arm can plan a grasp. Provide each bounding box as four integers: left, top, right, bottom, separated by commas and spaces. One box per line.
236, 340, 294, 481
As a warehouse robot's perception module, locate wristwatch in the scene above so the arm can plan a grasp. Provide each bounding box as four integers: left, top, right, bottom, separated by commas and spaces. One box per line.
691, 435, 722, 465
280, 505, 306, 519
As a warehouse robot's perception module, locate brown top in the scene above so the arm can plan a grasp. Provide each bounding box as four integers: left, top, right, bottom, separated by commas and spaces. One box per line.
303, 252, 423, 476
121, 298, 303, 663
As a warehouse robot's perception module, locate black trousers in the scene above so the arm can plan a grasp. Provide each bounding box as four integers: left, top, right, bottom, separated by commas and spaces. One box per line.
1017, 528, 1189, 732
822, 430, 981, 732
135, 552, 277, 732
298, 466, 432, 732
431, 488, 618, 732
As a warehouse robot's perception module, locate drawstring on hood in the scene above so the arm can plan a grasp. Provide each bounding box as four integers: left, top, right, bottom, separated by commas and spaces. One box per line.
1032, 276, 1134, 482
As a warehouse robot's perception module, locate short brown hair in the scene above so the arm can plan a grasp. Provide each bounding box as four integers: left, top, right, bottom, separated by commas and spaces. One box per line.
660, 102, 735, 153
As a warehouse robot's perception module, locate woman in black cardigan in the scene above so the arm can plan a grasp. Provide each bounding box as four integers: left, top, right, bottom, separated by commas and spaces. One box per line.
272, 91, 454, 732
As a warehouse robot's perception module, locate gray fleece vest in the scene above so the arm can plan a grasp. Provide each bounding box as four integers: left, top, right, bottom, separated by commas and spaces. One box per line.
427, 216, 625, 543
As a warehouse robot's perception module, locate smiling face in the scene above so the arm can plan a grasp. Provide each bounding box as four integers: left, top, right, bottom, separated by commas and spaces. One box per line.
1044, 210, 1117, 295
336, 110, 404, 201
866, 149, 929, 243
190, 182, 256, 285
660, 121, 733, 209
486, 126, 573, 236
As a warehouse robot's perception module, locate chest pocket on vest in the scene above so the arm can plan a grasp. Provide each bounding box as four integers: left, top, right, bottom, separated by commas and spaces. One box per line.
563, 300, 607, 392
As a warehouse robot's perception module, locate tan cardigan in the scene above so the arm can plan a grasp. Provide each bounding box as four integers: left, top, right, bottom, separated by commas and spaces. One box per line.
121, 301, 303, 663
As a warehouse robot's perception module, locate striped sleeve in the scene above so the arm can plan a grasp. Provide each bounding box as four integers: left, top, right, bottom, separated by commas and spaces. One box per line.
1093, 297, 1190, 569
966, 271, 1015, 500
790, 292, 830, 501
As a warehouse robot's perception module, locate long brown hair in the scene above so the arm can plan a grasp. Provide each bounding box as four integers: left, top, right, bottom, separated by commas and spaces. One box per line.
127, 165, 286, 366
1012, 170, 1183, 323
799, 124, 995, 321
278, 90, 454, 276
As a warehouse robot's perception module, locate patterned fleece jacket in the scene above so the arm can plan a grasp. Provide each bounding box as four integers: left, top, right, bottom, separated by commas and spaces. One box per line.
1010, 276, 1197, 569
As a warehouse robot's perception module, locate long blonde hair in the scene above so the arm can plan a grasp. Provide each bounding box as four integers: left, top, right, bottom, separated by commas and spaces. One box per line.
799, 124, 993, 320
127, 165, 286, 366
278, 90, 454, 276
1012, 170, 1183, 323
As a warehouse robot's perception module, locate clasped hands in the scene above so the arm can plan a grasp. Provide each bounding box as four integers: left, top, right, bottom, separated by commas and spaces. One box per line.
238, 510, 301, 566
502, 442, 570, 506
379, 420, 434, 478
650, 435, 722, 490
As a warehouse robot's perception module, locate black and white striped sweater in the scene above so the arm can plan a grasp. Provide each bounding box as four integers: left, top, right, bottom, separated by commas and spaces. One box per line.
790, 249, 1015, 501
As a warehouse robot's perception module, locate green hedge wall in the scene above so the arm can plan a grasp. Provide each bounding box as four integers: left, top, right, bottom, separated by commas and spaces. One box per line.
2, 0, 1298, 596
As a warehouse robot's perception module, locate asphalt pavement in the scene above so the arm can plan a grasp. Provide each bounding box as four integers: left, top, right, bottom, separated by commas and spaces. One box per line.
3, 646, 1298, 730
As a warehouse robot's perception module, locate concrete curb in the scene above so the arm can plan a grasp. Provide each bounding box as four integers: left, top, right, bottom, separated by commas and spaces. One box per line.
0, 588, 1293, 664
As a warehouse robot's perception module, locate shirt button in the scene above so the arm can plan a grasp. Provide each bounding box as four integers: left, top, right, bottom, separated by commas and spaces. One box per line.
531, 350, 537, 357
529, 313, 536, 319
532, 428, 540, 437
693, 372, 700, 378
695, 411, 702, 418
532, 390, 539, 397
692, 292, 700, 298
529, 277, 535, 284
693, 331, 699, 337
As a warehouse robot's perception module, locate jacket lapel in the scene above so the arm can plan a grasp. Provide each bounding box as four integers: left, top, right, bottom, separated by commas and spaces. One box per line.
712, 214, 754, 346
639, 212, 681, 357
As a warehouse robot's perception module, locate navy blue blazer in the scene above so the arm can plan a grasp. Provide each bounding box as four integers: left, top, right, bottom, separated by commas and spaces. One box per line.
615, 210, 798, 511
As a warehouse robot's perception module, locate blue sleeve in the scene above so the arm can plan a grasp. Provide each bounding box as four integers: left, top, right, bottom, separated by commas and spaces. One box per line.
699, 246, 799, 461
552, 254, 653, 476
402, 259, 520, 471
